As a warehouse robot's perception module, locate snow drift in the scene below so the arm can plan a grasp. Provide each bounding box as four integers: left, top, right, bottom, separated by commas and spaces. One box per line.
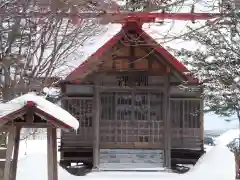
216, 129, 239, 146
183, 144, 235, 180
16, 140, 235, 180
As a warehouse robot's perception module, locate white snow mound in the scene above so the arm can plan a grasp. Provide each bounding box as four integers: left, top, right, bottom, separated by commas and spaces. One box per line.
16, 140, 235, 180
216, 129, 239, 146
183, 144, 235, 180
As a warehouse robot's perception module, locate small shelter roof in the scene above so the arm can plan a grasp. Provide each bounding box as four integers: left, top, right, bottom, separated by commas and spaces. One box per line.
0, 93, 79, 130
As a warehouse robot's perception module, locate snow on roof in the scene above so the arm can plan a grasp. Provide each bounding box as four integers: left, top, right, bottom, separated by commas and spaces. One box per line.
215, 129, 239, 146
43, 87, 61, 97
66, 21, 196, 81
184, 144, 235, 180
59, 22, 190, 80
0, 103, 23, 119
53, 23, 121, 78
0, 93, 79, 130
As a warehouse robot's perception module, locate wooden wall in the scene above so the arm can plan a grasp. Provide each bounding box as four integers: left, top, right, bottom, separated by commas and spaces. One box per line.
60, 29, 203, 168
61, 73, 202, 150
170, 99, 202, 149
61, 97, 94, 148
98, 42, 166, 74
99, 91, 164, 149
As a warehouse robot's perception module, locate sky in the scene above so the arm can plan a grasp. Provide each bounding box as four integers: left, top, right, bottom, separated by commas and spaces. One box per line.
204, 113, 238, 130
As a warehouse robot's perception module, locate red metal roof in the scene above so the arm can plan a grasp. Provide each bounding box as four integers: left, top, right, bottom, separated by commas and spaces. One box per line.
65, 21, 191, 81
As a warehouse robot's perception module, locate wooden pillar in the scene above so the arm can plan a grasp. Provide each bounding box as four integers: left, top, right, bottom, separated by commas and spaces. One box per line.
199, 87, 204, 150
47, 127, 58, 180
4, 127, 15, 180
93, 83, 100, 169
164, 72, 171, 169
11, 127, 21, 180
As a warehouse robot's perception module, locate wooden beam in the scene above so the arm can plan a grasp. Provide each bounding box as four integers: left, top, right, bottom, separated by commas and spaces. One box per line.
47, 127, 58, 180
100, 142, 163, 149
4, 127, 15, 180
153, 52, 186, 82
47, 127, 53, 180
199, 87, 204, 150
143, 47, 187, 81
26, 110, 34, 123
11, 127, 21, 180
164, 72, 171, 169
148, 58, 153, 70
52, 128, 58, 180
99, 85, 165, 92
129, 43, 135, 69
62, 96, 93, 100
111, 54, 116, 70
170, 97, 202, 100
113, 56, 143, 60
0, 110, 26, 126
93, 82, 100, 169
4, 122, 49, 128
0, 126, 10, 133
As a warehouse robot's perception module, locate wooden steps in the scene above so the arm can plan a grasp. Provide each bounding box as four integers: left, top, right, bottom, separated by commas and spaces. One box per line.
60, 146, 93, 171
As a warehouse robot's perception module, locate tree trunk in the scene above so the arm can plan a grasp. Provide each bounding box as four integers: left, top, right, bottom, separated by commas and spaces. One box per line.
1, 87, 15, 102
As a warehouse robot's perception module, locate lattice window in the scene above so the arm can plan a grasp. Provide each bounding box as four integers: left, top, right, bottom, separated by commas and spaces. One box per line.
117, 76, 129, 87
139, 136, 149, 142
80, 117, 92, 127
100, 92, 164, 144
116, 92, 132, 120
170, 100, 200, 128
135, 74, 148, 86
134, 93, 148, 121
61, 97, 94, 144
184, 100, 200, 128
63, 98, 93, 128
170, 100, 183, 128
150, 93, 164, 121
101, 92, 115, 120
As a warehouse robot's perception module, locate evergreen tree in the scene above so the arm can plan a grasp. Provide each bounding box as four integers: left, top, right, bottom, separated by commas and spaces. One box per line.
175, 11, 240, 122
123, 0, 180, 11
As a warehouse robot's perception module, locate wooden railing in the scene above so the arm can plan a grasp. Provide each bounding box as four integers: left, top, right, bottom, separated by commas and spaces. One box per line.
99, 120, 164, 148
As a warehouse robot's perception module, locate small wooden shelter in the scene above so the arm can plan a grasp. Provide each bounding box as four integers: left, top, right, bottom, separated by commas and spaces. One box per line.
59, 18, 204, 172
0, 93, 78, 180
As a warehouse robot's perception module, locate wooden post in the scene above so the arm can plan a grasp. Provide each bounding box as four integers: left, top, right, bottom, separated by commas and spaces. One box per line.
93, 82, 100, 169
11, 127, 21, 180
47, 127, 58, 180
4, 127, 15, 180
181, 100, 185, 147
164, 72, 171, 169
199, 87, 204, 150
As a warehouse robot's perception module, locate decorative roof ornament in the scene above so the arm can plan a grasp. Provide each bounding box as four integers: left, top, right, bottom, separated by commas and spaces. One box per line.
0, 0, 228, 25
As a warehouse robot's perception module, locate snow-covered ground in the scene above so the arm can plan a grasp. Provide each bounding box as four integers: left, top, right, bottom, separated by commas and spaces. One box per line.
216, 129, 239, 146
16, 140, 177, 180
187, 144, 235, 180
204, 128, 240, 152
204, 144, 213, 152
15, 138, 235, 180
